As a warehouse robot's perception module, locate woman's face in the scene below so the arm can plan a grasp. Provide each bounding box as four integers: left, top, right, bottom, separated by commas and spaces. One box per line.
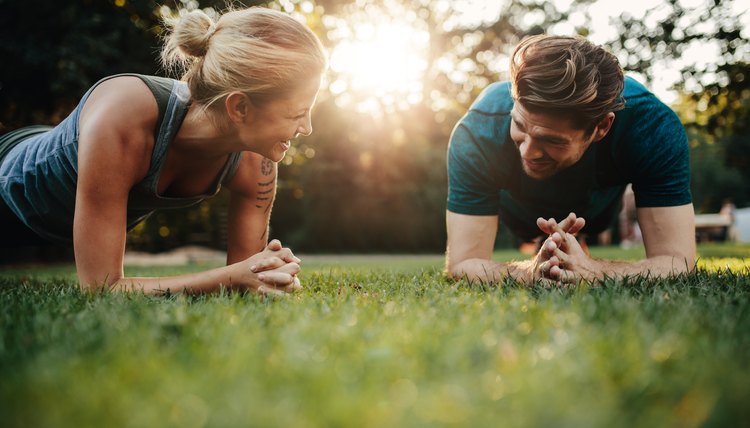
243, 78, 321, 162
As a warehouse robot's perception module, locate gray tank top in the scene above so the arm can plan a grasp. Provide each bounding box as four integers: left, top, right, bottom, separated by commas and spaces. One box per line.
0, 74, 242, 244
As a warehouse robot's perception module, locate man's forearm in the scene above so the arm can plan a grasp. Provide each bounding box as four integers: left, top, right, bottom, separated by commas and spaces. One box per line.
582, 255, 694, 280
448, 258, 534, 284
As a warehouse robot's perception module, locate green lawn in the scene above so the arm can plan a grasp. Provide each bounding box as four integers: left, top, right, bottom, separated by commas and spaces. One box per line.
1, 244, 749, 427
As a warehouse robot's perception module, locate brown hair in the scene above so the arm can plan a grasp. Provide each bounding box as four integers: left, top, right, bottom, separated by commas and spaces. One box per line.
510, 35, 625, 133
161, 7, 327, 111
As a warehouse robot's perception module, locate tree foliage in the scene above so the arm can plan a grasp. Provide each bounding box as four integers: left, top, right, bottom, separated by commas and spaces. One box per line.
1, 0, 748, 252
608, 0, 750, 211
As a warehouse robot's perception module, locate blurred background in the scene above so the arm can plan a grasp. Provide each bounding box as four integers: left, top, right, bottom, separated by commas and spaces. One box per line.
1, 0, 748, 253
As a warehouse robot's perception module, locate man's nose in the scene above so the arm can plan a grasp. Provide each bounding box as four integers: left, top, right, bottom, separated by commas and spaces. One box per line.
519, 138, 543, 159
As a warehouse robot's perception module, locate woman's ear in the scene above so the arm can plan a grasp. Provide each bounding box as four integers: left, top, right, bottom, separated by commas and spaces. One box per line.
225, 92, 252, 124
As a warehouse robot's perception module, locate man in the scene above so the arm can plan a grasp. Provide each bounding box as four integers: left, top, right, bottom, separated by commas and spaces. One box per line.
445, 35, 695, 284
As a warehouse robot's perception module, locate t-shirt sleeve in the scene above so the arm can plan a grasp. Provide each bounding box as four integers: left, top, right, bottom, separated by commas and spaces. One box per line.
627, 97, 692, 207
446, 116, 504, 215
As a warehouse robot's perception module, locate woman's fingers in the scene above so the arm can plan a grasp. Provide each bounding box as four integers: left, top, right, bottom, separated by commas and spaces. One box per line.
253, 276, 302, 296
257, 263, 300, 287
250, 256, 286, 272
256, 284, 286, 297
276, 247, 302, 264
266, 239, 283, 251
273, 262, 301, 276
273, 276, 303, 294
263, 240, 301, 264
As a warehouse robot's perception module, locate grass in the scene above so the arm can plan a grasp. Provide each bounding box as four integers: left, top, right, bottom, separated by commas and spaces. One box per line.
0, 244, 749, 427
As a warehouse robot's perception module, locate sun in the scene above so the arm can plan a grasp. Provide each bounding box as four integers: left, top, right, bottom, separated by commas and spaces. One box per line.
325, 5, 430, 114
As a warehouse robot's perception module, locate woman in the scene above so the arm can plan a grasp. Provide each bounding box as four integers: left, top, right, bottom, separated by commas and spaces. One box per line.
0, 7, 327, 295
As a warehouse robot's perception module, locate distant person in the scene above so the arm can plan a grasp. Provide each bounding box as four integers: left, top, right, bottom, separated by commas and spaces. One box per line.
0, 7, 326, 294
446, 35, 695, 284
719, 198, 736, 223
619, 184, 642, 248
719, 198, 738, 241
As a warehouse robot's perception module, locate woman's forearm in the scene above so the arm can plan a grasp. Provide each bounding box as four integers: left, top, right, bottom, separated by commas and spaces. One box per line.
104, 264, 244, 295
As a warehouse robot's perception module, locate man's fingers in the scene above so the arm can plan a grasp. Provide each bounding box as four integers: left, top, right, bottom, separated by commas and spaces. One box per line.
549, 264, 563, 280
556, 213, 586, 235
548, 264, 576, 283
536, 217, 560, 234
568, 218, 586, 235
552, 247, 570, 261
537, 277, 559, 287
552, 267, 581, 284
536, 217, 552, 234
549, 232, 563, 245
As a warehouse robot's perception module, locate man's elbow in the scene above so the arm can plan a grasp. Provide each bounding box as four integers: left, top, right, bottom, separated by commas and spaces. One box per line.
679, 254, 697, 273
445, 257, 469, 280
651, 253, 696, 275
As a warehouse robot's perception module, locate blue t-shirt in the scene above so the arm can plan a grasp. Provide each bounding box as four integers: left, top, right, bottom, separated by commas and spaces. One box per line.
447, 76, 691, 240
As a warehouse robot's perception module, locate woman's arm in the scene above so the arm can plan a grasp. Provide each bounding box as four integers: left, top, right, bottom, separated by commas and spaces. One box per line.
224, 153, 279, 265
74, 76, 298, 295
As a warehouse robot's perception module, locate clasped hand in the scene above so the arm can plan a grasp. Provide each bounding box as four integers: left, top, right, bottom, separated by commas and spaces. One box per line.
242, 239, 302, 296
531, 212, 599, 284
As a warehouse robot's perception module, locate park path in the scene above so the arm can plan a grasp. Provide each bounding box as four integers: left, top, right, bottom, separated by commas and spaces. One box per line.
124, 246, 443, 266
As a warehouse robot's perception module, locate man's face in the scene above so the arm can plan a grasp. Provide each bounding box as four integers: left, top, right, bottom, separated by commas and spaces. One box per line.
509, 103, 600, 180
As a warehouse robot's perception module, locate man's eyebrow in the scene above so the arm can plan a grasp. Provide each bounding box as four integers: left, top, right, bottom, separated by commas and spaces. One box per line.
536, 134, 568, 144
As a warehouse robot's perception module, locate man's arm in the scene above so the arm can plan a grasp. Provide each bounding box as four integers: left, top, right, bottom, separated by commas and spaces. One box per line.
544, 204, 696, 282
637, 204, 696, 273
446, 211, 535, 284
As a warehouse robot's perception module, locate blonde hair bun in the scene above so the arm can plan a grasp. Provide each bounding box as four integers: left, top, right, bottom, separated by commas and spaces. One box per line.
161, 7, 327, 113
164, 9, 215, 60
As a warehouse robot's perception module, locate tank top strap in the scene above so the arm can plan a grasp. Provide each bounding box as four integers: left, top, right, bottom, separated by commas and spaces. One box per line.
221, 152, 243, 185
139, 80, 191, 193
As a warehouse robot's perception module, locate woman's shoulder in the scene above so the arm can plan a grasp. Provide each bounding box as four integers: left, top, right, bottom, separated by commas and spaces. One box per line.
77, 76, 162, 180
79, 75, 161, 141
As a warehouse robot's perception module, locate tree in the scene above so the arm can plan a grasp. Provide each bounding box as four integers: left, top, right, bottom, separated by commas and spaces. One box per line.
3, 0, 748, 252
608, 0, 750, 211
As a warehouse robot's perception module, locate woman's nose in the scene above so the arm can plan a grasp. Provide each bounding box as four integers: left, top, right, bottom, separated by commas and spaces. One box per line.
297, 115, 313, 137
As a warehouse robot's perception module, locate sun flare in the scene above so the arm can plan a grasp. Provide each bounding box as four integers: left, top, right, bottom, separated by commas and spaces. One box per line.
325, 8, 430, 114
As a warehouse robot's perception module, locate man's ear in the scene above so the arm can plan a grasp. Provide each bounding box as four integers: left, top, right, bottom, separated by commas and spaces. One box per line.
591, 112, 615, 142
225, 92, 252, 124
